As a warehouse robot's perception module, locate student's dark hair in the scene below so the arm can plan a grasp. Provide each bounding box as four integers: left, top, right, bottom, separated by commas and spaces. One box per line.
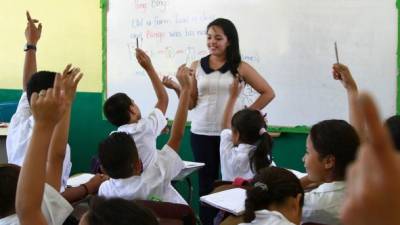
85, 197, 159, 225
26, 71, 56, 104
243, 167, 304, 223
98, 132, 138, 179
231, 108, 273, 173
385, 115, 400, 151
207, 18, 241, 75
0, 164, 21, 218
310, 119, 360, 180
103, 93, 133, 127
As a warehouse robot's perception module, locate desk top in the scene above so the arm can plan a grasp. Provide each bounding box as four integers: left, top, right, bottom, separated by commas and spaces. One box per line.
0, 127, 8, 136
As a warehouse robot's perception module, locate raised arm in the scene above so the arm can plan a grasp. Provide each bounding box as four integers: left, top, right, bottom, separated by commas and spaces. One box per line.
46, 65, 83, 191
162, 76, 181, 97
188, 61, 199, 110
16, 75, 66, 225
136, 48, 168, 114
222, 77, 243, 129
332, 64, 363, 135
167, 65, 192, 151
238, 62, 275, 110
23, 11, 42, 91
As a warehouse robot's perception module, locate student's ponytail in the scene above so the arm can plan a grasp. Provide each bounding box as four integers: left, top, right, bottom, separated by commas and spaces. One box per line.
243, 167, 304, 223
249, 129, 273, 173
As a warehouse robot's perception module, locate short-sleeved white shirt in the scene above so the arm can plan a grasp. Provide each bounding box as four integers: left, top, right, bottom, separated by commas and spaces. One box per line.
220, 129, 257, 181
98, 144, 186, 205
238, 209, 296, 225
302, 181, 346, 225
0, 183, 73, 225
116, 108, 167, 170
6, 93, 72, 190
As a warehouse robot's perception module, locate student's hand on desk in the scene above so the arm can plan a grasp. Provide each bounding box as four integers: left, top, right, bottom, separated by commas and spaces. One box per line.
85, 174, 109, 194
30, 75, 66, 126
162, 76, 180, 90
136, 48, 154, 71
332, 63, 357, 92
61, 64, 83, 105
340, 93, 400, 225
25, 11, 42, 45
176, 64, 192, 90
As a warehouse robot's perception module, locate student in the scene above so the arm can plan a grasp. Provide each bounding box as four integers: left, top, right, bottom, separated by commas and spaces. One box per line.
341, 93, 400, 225
239, 167, 304, 225
98, 65, 192, 205
103, 48, 168, 171
220, 77, 273, 181
6, 12, 71, 190
385, 115, 400, 151
301, 119, 359, 225
78, 197, 159, 225
15, 70, 82, 225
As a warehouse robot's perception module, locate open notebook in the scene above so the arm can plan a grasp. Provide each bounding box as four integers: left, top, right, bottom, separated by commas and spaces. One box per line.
200, 188, 247, 216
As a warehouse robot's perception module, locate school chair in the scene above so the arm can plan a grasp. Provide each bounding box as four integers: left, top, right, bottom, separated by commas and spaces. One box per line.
135, 200, 197, 225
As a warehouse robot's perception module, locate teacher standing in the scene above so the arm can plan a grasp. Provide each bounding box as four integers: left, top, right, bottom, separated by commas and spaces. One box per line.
163, 18, 275, 224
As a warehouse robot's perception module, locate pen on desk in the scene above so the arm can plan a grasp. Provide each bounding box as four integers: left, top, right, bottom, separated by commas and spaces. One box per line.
334, 41, 339, 64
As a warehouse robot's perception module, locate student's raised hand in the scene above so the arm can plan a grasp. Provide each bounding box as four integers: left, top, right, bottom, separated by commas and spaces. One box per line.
25, 11, 42, 45
176, 64, 192, 90
61, 64, 83, 105
332, 63, 357, 92
162, 76, 180, 90
229, 76, 243, 99
30, 74, 66, 126
340, 93, 400, 225
136, 48, 154, 71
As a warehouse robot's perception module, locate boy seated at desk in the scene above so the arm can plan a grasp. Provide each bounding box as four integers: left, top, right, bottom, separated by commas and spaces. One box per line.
103, 48, 168, 171
98, 65, 193, 205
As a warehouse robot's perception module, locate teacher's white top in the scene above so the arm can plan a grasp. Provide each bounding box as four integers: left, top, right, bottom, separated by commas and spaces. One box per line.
190, 55, 244, 136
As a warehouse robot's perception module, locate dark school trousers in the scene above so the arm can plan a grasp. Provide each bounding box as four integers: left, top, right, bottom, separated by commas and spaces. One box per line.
190, 132, 221, 225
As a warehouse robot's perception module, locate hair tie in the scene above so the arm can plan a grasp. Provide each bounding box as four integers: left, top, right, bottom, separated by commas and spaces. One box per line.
259, 128, 267, 136
254, 182, 268, 192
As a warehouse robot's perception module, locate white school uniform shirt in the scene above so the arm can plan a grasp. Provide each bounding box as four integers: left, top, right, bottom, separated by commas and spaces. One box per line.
6, 93, 71, 191
98, 144, 187, 205
116, 108, 167, 170
302, 181, 346, 225
0, 183, 73, 225
239, 209, 296, 225
220, 129, 256, 181
220, 129, 275, 181
190, 55, 244, 136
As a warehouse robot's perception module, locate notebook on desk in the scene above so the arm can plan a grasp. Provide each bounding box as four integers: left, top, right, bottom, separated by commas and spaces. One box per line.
173, 161, 205, 181
200, 188, 246, 216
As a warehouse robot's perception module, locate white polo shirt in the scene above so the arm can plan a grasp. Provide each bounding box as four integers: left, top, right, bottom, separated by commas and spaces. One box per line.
6, 93, 72, 190
0, 183, 73, 225
220, 129, 257, 181
116, 108, 167, 170
302, 181, 346, 225
238, 209, 296, 225
98, 144, 186, 205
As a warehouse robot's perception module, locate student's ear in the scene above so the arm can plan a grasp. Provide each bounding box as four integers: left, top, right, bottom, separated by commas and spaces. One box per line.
323, 155, 336, 170
133, 160, 142, 174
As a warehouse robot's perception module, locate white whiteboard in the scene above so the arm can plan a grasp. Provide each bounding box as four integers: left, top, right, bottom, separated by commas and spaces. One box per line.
107, 0, 397, 127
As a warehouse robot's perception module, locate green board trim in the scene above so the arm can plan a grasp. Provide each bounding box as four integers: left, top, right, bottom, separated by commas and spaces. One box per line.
101, 1, 399, 131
